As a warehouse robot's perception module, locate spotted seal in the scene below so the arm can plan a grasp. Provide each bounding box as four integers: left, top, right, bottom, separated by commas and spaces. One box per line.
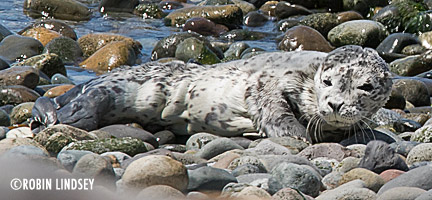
31, 45, 392, 142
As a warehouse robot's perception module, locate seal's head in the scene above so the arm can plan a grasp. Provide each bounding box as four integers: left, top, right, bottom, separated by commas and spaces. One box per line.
314, 45, 392, 128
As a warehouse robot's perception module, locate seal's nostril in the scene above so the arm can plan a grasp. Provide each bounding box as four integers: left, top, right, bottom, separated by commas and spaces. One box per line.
328, 102, 344, 112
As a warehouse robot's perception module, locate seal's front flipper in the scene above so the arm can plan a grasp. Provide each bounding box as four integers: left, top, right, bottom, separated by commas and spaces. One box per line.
30, 97, 58, 133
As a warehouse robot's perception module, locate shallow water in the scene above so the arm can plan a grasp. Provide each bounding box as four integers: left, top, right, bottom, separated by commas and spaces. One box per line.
0, 0, 278, 84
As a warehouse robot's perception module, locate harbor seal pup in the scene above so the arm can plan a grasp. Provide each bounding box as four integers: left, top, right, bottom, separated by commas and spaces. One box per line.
31, 45, 392, 142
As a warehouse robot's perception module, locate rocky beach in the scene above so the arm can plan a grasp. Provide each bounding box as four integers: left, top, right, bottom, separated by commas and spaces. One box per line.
2, 0, 432, 199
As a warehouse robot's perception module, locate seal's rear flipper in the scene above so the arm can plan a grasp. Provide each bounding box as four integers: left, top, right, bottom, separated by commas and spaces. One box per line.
30, 97, 59, 133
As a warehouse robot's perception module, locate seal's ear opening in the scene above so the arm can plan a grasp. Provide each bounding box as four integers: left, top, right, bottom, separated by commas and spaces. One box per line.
30, 97, 58, 133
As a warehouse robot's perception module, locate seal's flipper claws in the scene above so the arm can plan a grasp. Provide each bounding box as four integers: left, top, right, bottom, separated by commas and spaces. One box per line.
30, 97, 58, 133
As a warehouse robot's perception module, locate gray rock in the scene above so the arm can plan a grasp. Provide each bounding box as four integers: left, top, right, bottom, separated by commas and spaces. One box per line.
196, 137, 244, 159
230, 137, 252, 149
72, 153, 116, 188
12, 53, 66, 78
378, 165, 432, 195
328, 20, 388, 48
185, 132, 220, 151
359, 140, 408, 174
228, 156, 266, 172
311, 157, 338, 176
23, 0, 92, 21
99, 124, 158, 148
121, 149, 173, 169
0, 66, 40, 89
135, 185, 186, 200
298, 143, 358, 162
0, 23, 13, 42
100, 151, 131, 166
274, 2, 312, 20
272, 187, 310, 200
154, 130, 176, 145
377, 187, 426, 200
188, 166, 238, 191
175, 37, 221, 65
390, 51, 432, 76
9, 102, 34, 125
232, 164, 265, 177
223, 42, 250, 61
57, 150, 95, 171
63, 137, 148, 156
0, 85, 40, 106
416, 189, 432, 200
3, 145, 49, 158
98, 0, 139, 13
182, 17, 228, 37
316, 180, 377, 200
51, 73, 74, 85
411, 125, 432, 142
393, 79, 431, 107
246, 139, 292, 155
5, 127, 33, 139
0, 109, 10, 126
406, 143, 432, 166
258, 154, 323, 175
0, 35, 43, 63
390, 141, 420, 157
376, 33, 419, 62
340, 168, 385, 193
236, 173, 271, 184
269, 162, 321, 196
243, 11, 268, 27
43, 36, 83, 64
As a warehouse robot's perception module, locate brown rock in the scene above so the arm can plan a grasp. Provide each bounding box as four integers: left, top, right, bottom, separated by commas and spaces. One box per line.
272, 187, 308, 200
136, 185, 186, 200
212, 151, 241, 169
21, 27, 62, 46
19, 19, 78, 40
278, 25, 334, 52
0, 66, 39, 89
79, 41, 136, 74
259, 1, 278, 17
379, 169, 405, 183
43, 84, 75, 98
298, 142, 359, 162
0, 138, 46, 155
340, 168, 386, 192
0, 85, 40, 106
77, 33, 142, 57
337, 11, 363, 23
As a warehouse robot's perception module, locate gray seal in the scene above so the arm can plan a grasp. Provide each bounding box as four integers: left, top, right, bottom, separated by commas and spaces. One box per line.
31, 45, 393, 142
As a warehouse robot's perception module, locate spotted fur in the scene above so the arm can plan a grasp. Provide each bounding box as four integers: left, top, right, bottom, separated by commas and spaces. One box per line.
32, 45, 392, 142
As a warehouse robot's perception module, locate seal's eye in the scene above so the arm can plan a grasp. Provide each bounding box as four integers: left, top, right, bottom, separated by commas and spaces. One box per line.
323, 80, 332, 87
358, 83, 374, 92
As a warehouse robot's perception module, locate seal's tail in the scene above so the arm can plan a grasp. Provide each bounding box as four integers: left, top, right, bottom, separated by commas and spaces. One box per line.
30, 97, 58, 133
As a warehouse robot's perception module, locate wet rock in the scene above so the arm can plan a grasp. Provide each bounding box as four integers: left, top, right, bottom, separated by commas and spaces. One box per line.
0, 23, 13, 42
298, 143, 357, 162
154, 130, 175, 145
268, 162, 321, 196
5, 127, 34, 139
23, 0, 92, 21
377, 165, 432, 195
0, 110, 10, 126
136, 185, 186, 200
0, 57, 9, 70
340, 168, 385, 192
51, 73, 74, 85
19, 19, 78, 40
0, 66, 39, 89
121, 155, 188, 193
317, 180, 377, 200
57, 150, 94, 171
175, 37, 221, 64
376, 33, 419, 62
377, 187, 426, 200
9, 102, 34, 125
402, 44, 427, 55
164, 5, 243, 29
0, 35, 43, 63
183, 17, 228, 36
151, 32, 223, 61
98, 0, 139, 13
20, 27, 62, 46
159, 1, 183, 11
43, 37, 83, 64
259, 1, 277, 17
379, 169, 405, 183
63, 137, 148, 156
231, 0, 255, 15
278, 25, 334, 52
0, 85, 40, 106
406, 143, 432, 166
274, 2, 312, 20
223, 42, 250, 61
43, 85, 75, 98
133, 3, 165, 19
390, 51, 432, 76
220, 29, 268, 41
385, 88, 406, 109
199, 0, 233, 6
79, 41, 137, 74
393, 79, 430, 106
99, 124, 158, 148
78, 33, 141, 57
196, 137, 244, 159
188, 166, 237, 191
12, 53, 66, 78
328, 20, 388, 48
343, 0, 388, 16
186, 132, 220, 151
358, 140, 408, 174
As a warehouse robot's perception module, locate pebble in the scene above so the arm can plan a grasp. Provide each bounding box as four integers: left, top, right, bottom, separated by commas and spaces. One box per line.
272, 187, 307, 200
0, 110, 10, 126
99, 124, 158, 148
377, 187, 426, 200
0, 35, 43, 62
175, 37, 221, 64
316, 180, 377, 200
339, 168, 385, 192
390, 51, 432, 76
379, 169, 405, 183
188, 166, 237, 191
298, 143, 358, 162
230, 185, 272, 199
122, 155, 188, 194
376, 33, 419, 62
23, 0, 92, 21
186, 132, 220, 151
164, 5, 243, 29
196, 137, 244, 159
268, 162, 321, 196
0, 85, 40, 106
246, 139, 291, 155
406, 143, 432, 166
5, 127, 33, 139
327, 20, 388, 48
98, 0, 139, 13
259, 1, 277, 16
278, 25, 334, 52
228, 156, 266, 171
20, 27, 62, 46
232, 164, 265, 177
78, 33, 141, 57
100, 151, 131, 167
57, 150, 95, 171
34, 124, 96, 146
358, 140, 408, 174
43, 84, 75, 98
0, 137, 45, 154
416, 189, 432, 200
79, 40, 137, 74
63, 137, 148, 156
153, 130, 176, 145
378, 165, 432, 195
133, 3, 165, 19
72, 153, 115, 180
0, 66, 40, 89
392, 79, 430, 107
212, 151, 242, 169
183, 17, 228, 36
9, 102, 34, 125
274, 2, 312, 20
43, 36, 83, 64
19, 19, 78, 40
135, 185, 186, 200
243, 11, 268, 27
12, 53, 66, 78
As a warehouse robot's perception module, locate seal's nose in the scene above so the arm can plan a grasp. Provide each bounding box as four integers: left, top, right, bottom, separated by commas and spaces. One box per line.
328, 102, 343, 113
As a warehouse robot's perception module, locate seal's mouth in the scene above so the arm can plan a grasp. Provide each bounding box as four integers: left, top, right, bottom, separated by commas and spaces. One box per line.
324, 119, 354, 128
